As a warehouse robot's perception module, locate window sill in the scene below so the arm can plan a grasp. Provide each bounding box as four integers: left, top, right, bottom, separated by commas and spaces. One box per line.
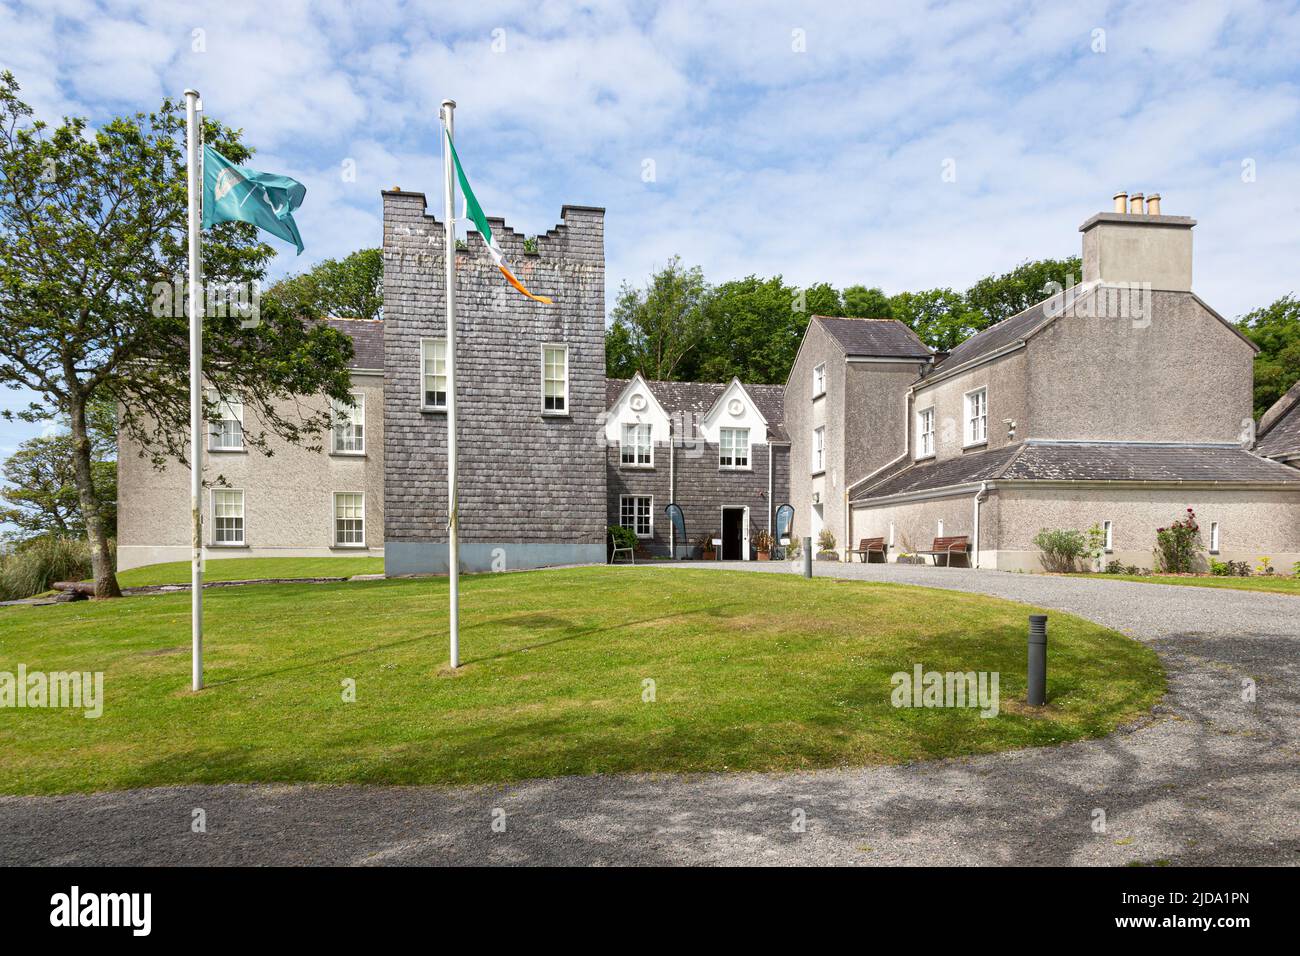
810, 469, 826, 478
420, 407, 447, 415
719, 466, 753, 472
208, 447, 247, 455
207, 543, 248, 549
812, 392, 826, 401
962, 441, 988, 451
914, 453, 936, 463
329, 451, 367, 459
620, 464, 655, 471
541, 411, 571, 419
331, 545, 370, 551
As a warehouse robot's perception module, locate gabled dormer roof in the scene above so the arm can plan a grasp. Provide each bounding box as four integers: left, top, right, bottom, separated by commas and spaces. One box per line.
605, 376, 787, 442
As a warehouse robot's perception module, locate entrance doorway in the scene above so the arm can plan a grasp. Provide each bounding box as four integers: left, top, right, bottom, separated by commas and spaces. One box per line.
721, 506, 749, 560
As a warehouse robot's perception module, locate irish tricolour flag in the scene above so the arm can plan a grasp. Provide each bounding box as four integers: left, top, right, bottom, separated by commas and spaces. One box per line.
445, 131, 553, 304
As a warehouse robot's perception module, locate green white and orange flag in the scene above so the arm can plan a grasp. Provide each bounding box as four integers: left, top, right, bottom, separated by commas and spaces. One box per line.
445, 130, 553, 304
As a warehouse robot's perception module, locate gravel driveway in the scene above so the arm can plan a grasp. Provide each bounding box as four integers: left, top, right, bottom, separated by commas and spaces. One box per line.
2, 564, 1296, 866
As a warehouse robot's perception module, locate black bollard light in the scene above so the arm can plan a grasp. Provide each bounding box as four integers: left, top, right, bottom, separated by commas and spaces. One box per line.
1028, 614, 1047, 705
803, 536, 813, 579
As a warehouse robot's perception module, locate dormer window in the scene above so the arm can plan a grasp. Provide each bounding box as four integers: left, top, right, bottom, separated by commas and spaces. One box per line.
812, 363, 826, 398
917, 407, 935, 458
965, 388, 987, 446
621, 423, 652, 466
719, 427, 750, 469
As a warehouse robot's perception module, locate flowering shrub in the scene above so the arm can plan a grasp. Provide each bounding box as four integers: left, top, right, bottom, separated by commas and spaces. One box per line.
1154, 508, 1203, 573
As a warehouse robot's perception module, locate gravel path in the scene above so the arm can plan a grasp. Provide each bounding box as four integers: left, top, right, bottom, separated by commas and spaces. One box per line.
2, 564, 1296, 866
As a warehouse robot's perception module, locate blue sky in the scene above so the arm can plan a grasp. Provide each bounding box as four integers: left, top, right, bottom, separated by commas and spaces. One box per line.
3, 0, 1300, 465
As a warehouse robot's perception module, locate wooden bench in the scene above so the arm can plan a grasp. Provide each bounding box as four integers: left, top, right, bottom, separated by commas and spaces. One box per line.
917, 535, 971, 567
846, 537, 887, 563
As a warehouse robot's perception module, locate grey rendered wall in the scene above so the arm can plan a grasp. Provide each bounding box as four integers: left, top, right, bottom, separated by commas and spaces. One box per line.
843, 361, 918, 485
381, 192, 607, 574
993, 485, 1300, 570
911, 349, 1029, 462
784, 320, 844, 552
606, 440, 788, 557
116, 375, 386, 570
1026, 291, 1253, 444
849, 491, 993, 563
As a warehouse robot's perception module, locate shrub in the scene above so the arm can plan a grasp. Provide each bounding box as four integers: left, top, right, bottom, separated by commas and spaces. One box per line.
817, 529, 836, 553
0, 536, 111, 601
1293, 560, 1300, 579
608, 525, 637, 552
1256, 556, 1275, 576
1209, 559, 1230, 576
1226, 560, 1251, 577
785, 537, 802, 559
1154, 508, 1203, 573
1105, 559, 1125, 574
1033, 528, 1093, 572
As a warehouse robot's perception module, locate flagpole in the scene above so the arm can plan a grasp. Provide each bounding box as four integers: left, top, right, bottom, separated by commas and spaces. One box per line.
441, 98, 460, 670
184, 89, 205, 691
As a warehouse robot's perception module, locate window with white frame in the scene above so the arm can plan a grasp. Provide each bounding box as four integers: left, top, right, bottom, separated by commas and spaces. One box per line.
719, 427, 750, 469
620, 495, 652, 538
812, 363, 826, 398
421, 339, 447, 410
212, 489, 244, 545
542, 345, 568, 413
1103, 520, 1114, 552
332, 392, 365, 454
208, 392, 243, 450
1209, 521, 1220, 553
965, 389, 987, 445
917, 407, 935, 457
334, 492, 365, 547
812, 426, 825, 473
621, 423, 652, 466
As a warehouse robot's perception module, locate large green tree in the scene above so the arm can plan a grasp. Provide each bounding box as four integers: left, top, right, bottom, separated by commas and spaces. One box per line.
267, 247, 383, 321
841, 284, 894, 319
0, 72, 355, 597
604, 256, 709, 380
964, 256, 1081, 327
1237, 293, 1300, 418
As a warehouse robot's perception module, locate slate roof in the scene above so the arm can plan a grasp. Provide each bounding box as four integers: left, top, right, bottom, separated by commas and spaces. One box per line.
321, 317, 384, 370
926, 286, 1089, 375
852, 441, 1300, 502
606, 377, 788, 442
1256, 379, 1300, 459
813, 317, 932, 358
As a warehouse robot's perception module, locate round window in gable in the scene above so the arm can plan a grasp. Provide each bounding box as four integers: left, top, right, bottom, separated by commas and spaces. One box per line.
629, 394, 647, 412
727, 398, 744, 416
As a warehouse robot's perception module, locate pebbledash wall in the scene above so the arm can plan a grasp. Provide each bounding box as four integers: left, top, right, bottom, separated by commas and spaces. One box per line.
380, 190, 607, 574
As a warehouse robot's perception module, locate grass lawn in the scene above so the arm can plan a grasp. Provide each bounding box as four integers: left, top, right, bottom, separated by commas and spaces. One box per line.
0, 568, 1163, 795
1067, 572, 1300, 595
113, 556, 386, 588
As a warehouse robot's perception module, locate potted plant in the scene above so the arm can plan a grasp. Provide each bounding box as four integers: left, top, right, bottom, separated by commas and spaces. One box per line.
753, 529, 774, 561
698, 534, 717, 561
816, 529, 839, 561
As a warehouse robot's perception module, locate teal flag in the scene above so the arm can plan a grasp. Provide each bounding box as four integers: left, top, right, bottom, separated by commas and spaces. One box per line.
201, 145, 306, 254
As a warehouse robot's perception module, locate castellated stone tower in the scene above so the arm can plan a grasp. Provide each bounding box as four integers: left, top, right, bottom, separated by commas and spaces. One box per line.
381, 189, 607, 573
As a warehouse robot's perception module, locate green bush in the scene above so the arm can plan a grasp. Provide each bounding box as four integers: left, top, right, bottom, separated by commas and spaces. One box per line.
0, 536, 112, 601
1154, 508, 1203, 573
607, 525, 638, 552
816, 529, 836, 553
1033, 527, 1093, 572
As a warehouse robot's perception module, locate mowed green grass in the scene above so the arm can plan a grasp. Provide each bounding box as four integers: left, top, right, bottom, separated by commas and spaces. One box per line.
114, 556, 386, 588
1068, 573, 1300, 595
0, 568, 1163, 795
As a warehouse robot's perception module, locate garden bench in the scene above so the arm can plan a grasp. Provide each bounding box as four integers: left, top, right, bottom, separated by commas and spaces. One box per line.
917, 535, 971, 567
846, 537, 887, 563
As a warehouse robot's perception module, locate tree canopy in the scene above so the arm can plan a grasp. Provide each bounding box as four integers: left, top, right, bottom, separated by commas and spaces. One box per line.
0, 71, 356, 595
1237, 293, 1300, 418
267, 247, 383, 321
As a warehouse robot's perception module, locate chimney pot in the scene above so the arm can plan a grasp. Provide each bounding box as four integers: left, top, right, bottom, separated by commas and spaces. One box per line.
1146, 193, 1161, 215
1129, 192, 1144, 215
1113, 191, 1128, 213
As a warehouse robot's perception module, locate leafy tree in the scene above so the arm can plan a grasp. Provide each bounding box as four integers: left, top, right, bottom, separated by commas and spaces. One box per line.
888, 288, 979, 352
267, 247, 383, 321
604, 256, 708, 380
841, 284, 894, 318
694, 276, 827, 384
964, 256, 1081, 327
1, 432, 116, 540
1237, 293, 1300, 418
0, 71, 355, 597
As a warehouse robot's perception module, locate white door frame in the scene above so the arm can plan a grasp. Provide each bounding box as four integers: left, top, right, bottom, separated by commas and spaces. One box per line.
719, 505, 751, 561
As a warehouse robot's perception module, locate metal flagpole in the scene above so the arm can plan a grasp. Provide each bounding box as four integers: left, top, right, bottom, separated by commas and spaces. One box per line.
441, 99, 460, 670
184, 89, 205, 691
